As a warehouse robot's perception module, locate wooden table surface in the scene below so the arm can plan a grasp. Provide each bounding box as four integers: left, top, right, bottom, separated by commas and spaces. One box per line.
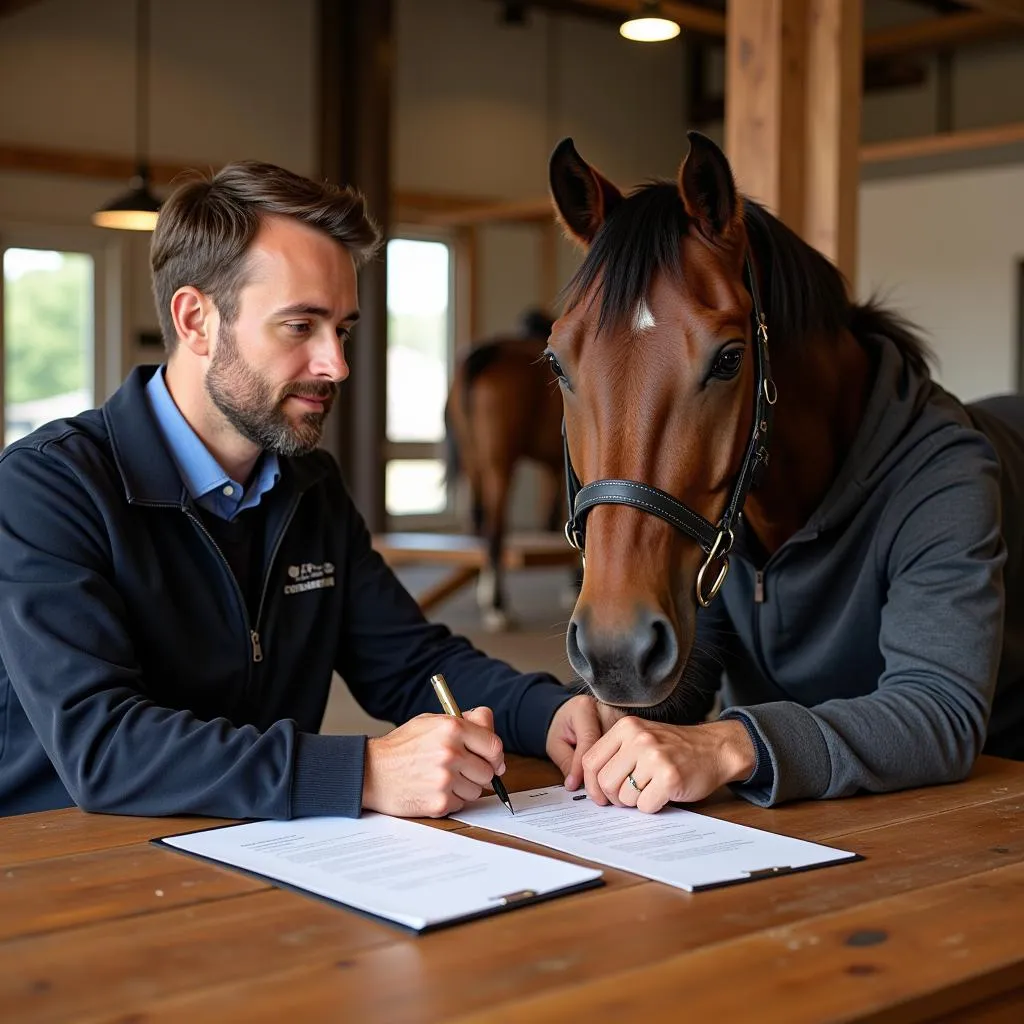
3, 755, 1024, 1023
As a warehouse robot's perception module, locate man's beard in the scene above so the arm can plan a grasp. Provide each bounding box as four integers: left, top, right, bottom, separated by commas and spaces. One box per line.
205, 324, 337, 457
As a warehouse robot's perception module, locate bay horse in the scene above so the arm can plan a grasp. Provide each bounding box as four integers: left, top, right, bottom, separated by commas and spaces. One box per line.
546, 130, 1024, 729
444, 311, 567, 630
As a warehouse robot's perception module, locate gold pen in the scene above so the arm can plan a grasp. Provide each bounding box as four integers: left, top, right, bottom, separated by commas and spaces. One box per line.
430, 673, 515, 815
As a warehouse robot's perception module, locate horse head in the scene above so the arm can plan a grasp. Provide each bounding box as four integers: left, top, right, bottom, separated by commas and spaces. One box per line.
548, 132, 773, 712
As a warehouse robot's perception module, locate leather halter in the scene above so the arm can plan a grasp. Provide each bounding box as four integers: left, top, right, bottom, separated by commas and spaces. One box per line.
562, 255, 776, 608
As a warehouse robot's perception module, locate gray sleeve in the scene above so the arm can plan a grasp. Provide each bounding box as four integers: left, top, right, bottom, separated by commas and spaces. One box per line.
726, 436, 1005, 806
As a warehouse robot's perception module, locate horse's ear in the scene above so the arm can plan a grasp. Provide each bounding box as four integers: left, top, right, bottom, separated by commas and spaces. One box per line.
549, 138, 623, 247
678, 131, 741, 241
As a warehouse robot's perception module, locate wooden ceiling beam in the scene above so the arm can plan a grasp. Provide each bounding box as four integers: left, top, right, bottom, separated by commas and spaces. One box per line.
0, 140, 504, 221
860, 119, 1024, 162
960, 1, 1024, 23
0, 143, 201, 185
864, 10, 1023, 57
0, 0, 46, 15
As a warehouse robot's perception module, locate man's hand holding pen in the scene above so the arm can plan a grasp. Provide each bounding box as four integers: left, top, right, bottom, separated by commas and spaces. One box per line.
361, 683, 612, 818
362, 707, 507, 818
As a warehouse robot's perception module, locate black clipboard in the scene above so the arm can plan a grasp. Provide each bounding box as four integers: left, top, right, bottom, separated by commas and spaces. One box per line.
685, 854, 864, 893
152, 828, 605, 935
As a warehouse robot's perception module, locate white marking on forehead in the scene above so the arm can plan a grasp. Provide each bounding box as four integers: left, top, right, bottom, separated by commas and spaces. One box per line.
632, 299, 656, 333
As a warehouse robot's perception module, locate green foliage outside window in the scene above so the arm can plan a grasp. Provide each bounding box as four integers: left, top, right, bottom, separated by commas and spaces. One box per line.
3, 251, 92, 404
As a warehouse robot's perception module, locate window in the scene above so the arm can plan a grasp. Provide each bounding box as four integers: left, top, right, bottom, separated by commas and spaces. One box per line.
384, 236, 454, 520
1, 226, 123, 452
2, 248, 95, 448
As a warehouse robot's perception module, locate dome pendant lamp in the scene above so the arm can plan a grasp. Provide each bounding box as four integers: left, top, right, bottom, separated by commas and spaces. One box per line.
93, 0, 161, 231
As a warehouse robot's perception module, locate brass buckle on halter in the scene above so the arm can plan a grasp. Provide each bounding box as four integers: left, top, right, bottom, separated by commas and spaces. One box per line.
564, 520, 586, 573
696, 527, 734, 608
564, 520, 584, 552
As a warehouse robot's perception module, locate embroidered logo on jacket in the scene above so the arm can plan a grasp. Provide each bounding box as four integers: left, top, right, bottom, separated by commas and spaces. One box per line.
284, 561, 336, 595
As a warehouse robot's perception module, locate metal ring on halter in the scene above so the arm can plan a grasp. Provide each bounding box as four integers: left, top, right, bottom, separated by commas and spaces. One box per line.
696, 527, 734, 608
763, 378, 778, 406
564, 520, 583, 551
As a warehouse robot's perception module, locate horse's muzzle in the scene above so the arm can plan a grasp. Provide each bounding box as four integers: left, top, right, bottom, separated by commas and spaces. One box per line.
567, 605, 680, 706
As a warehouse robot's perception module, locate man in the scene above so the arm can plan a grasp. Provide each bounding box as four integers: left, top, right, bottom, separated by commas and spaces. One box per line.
0, 161, 602, 819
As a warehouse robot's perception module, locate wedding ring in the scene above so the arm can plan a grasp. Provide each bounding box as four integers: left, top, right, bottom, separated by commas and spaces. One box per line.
626, 773, 643, 792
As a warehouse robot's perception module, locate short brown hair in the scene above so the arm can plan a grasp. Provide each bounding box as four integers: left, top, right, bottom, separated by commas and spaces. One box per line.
151, 161, 381, 353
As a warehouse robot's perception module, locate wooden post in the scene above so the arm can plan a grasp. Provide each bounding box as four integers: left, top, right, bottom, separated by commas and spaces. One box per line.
725, 0, 807, 231
725, 0, 862, 286
803, 0, 862, 282
318, 0, 392, 531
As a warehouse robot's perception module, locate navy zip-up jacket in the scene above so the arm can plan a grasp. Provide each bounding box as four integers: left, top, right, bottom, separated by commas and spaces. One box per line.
0, 366, 572, 818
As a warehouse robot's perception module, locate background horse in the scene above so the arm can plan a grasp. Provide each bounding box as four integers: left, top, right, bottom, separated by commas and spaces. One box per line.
546, 131, 1023, 716
444, 310, 567, 630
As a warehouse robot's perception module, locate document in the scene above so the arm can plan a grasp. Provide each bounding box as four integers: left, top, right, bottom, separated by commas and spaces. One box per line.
156, 814, 603, 932
452, 787, 859, 892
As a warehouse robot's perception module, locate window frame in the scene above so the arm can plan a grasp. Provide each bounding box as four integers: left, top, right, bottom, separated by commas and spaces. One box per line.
0, 222, 128, 448
383, 225, 462, 529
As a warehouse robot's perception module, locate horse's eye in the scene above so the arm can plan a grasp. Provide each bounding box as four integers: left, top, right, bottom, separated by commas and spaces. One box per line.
711, 347, 744, 380
547, 352, 566, 380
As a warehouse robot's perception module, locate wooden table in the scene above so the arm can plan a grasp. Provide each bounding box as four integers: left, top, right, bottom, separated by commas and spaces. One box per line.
3, 756, 1024, 1023
372, 531, 579, 612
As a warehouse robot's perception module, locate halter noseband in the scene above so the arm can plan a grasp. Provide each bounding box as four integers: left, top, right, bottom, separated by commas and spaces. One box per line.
562, 254, 776, 608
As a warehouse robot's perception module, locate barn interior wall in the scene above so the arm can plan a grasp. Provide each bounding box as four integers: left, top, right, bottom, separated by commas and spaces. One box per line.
1, 0, 1022, 529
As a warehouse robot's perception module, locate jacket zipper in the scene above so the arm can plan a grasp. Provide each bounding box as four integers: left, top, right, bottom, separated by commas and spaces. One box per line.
749, 566, 772, 688
182, 508, 261, 665
128, 498, 260, 669
249, 498, 301, 660
185, 497, 302, 666
132, 487, 306, 668
746, 528, 817, 693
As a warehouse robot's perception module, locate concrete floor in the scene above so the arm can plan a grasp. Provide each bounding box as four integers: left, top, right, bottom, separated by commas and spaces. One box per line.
320, 564, 580, 738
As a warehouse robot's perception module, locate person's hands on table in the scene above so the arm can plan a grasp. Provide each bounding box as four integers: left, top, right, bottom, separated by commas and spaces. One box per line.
545, 694, 628, 788
580, 716, 756, 812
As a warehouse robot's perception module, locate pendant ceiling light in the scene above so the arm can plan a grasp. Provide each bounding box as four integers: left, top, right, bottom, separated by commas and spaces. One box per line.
92, 0, 161, 231
619, 1, 681, 43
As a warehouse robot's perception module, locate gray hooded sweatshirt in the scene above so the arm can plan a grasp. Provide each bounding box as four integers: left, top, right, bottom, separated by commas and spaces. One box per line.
699, 334, 1024, 806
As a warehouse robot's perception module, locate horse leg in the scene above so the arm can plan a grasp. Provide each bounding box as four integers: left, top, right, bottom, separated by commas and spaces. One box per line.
477, 464, 514, 632
462, 460, 484, 537
471, 489, 485, 536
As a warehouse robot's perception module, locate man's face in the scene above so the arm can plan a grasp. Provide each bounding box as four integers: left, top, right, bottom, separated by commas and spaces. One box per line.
205, 214, 359, 456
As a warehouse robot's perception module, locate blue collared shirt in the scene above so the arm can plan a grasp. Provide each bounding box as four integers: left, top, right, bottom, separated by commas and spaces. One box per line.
145, 366, 280, 520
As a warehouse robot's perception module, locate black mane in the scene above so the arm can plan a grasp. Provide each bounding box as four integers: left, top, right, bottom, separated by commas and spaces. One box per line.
561, 181, 932, 376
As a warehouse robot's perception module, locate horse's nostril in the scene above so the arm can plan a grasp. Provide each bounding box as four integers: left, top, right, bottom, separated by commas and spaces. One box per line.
566, 618, 595, 684
637, 613, 678, 687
